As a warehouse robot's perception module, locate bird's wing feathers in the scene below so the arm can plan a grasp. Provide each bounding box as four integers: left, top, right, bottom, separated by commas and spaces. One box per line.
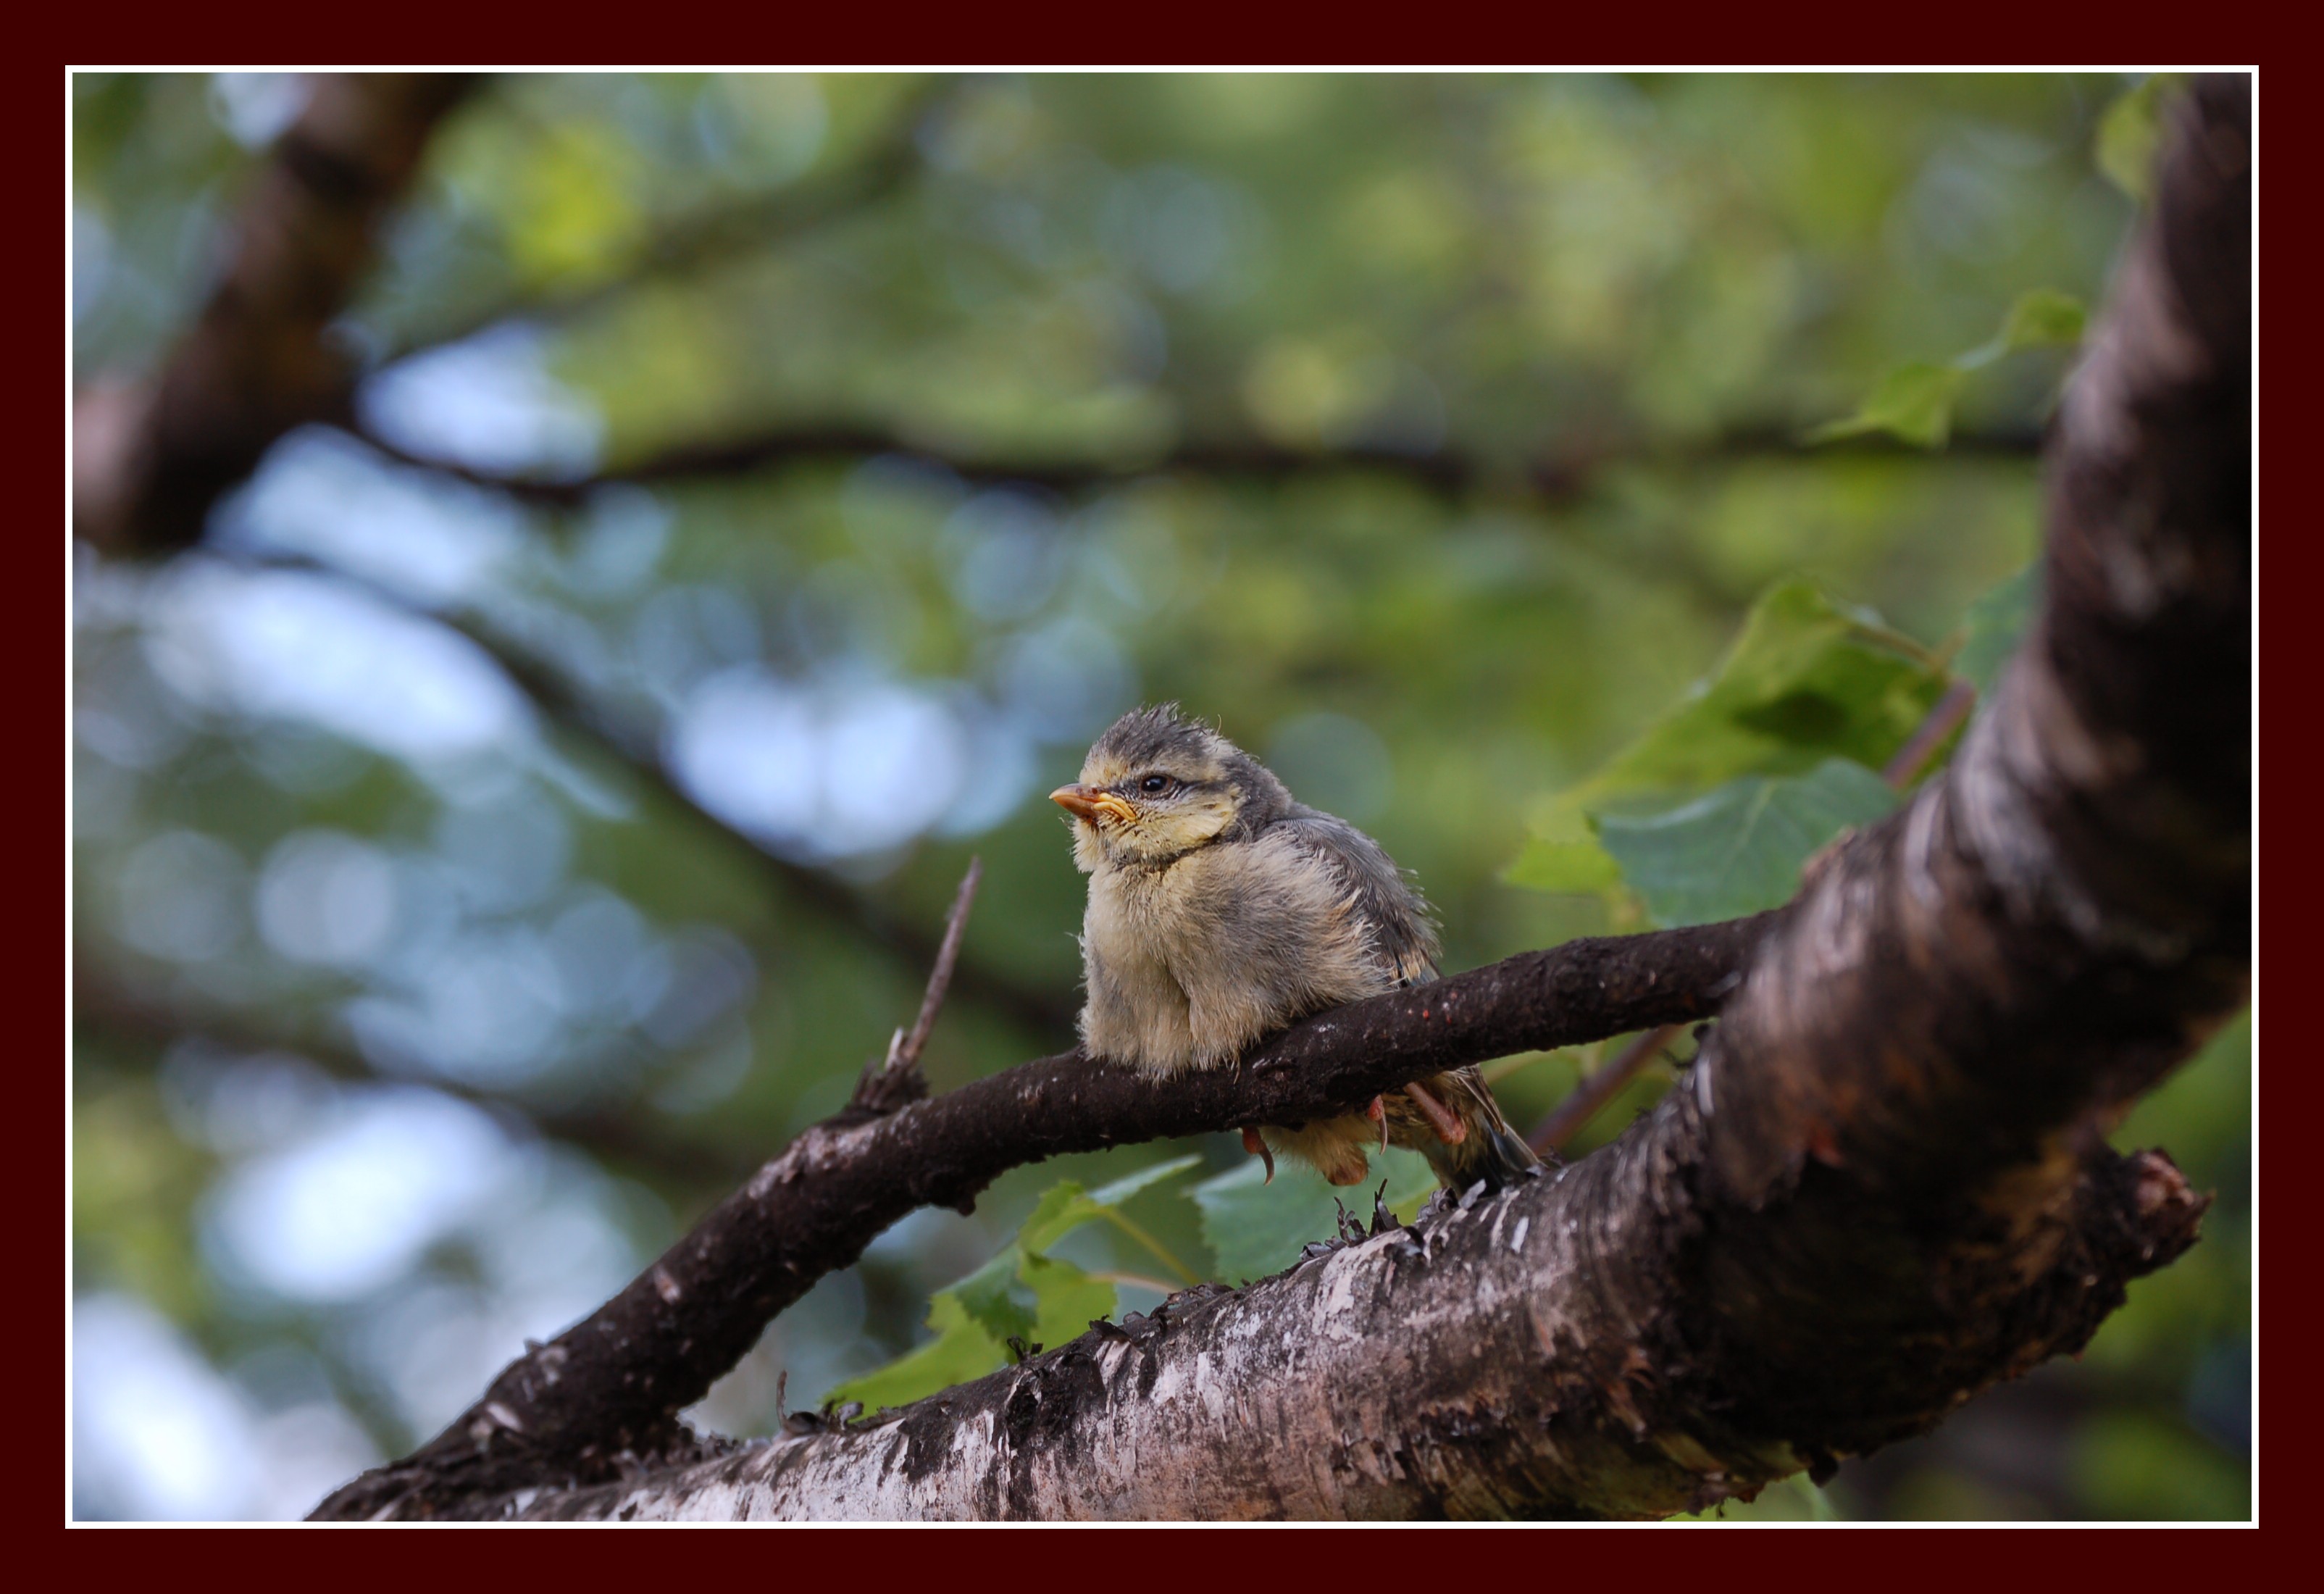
1274, 808, 1441, 988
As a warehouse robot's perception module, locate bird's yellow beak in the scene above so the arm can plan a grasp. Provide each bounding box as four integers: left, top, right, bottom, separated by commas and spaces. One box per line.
1051, 784, 1136, 824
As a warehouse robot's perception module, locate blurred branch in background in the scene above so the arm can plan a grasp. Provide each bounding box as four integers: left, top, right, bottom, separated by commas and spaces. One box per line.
235, 549, 1078, 1042
351, 412, 2042, 512
1529, 1022, 1682, 1153
432, 600, 1074, 1040
75, 950, 757, 1190
75, 75, 956, 559
75, 75, 482, 554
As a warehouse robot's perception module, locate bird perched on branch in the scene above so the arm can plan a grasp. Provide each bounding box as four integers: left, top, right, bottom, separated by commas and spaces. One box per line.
1053, 704, 1538, 1193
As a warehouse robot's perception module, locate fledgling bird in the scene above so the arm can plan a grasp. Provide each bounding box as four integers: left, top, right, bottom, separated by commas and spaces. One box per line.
1052, 704, 1539, 1193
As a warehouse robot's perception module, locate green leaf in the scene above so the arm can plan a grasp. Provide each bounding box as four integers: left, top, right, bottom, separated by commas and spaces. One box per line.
1029, 1153, 1205, 1251
1994, 289, 2086, 354
816, 1156, 1205, 1419
1014, 1182, 1098, 1260
820, 1293, 1006, 1418
2098, 76, 2181, 203
950, 1248, 1039, 1345
1556, 579, 1944, 810
1594, 759, 1899, 927
825, 1244, 1110, 1419
1805, 362, 1965, 448
1020, 1251, 1118, 1350
1510, 580, 1943, 904
1190, 1147, 1439, 1285
1813, 290, 2085, 446
1501, 805, 1625, 896
1019, 1153, 1204, 1256
1085, 1153, 1206, 1210
1955, 290, 2089, 372
1956, 561, 2043, 696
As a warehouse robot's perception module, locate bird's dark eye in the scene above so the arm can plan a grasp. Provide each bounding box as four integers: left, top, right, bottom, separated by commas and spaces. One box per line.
1140, 775, 1171, 794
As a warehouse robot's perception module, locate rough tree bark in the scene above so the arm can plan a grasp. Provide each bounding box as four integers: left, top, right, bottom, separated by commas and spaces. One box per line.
312, 917, 1768, 1518
310, 74, 2249, 1522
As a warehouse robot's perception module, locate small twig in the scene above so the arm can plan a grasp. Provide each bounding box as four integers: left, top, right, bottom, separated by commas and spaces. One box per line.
1099, 1211, 1200, 1288
1881, 677, 1978, 789
852, 858, 982, 1113
1528, 1025, 1681, 1154
900, 858, 983, 1072
1087, 1270, 1182, 1296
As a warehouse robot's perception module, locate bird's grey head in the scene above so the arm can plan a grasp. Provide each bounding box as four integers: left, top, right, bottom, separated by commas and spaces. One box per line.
1050, 704, 1290, 871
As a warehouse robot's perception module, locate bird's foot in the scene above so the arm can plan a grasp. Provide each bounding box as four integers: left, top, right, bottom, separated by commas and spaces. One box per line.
1240, 1125, 1276, 1185
1366, 1094, 1388, 1151
1403, 1080, 1468, 1146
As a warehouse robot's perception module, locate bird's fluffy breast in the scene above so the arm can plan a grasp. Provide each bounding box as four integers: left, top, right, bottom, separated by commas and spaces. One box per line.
1078, 827, 1391, 1073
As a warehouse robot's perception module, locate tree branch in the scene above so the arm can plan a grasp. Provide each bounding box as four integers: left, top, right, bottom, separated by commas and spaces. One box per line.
74, 77, 956, 559
422, 591, 1079, 1043
311, 914, 1770, 1518
353, 417, 2042, 515
501, 1144, 2203, 1521
71, 951, 759, 1190
75, 74, 482, 554
311, 73, 2247, 1522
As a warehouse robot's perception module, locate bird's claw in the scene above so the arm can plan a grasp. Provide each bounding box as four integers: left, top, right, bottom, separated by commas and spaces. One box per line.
1366, 1094, 1388, 1151
1241, 1125, 1275, 1184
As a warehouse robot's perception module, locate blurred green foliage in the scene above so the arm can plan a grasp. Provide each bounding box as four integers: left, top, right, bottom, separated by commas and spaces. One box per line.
71, 72, 2243, 1520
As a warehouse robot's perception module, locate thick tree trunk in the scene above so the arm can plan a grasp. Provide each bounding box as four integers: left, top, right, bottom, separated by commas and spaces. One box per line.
313, 74, 2248, 1522
497, 1150, 2199, 1521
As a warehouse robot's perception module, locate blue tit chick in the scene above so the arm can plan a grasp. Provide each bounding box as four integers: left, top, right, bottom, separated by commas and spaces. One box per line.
1052, 704, 1539, 1193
